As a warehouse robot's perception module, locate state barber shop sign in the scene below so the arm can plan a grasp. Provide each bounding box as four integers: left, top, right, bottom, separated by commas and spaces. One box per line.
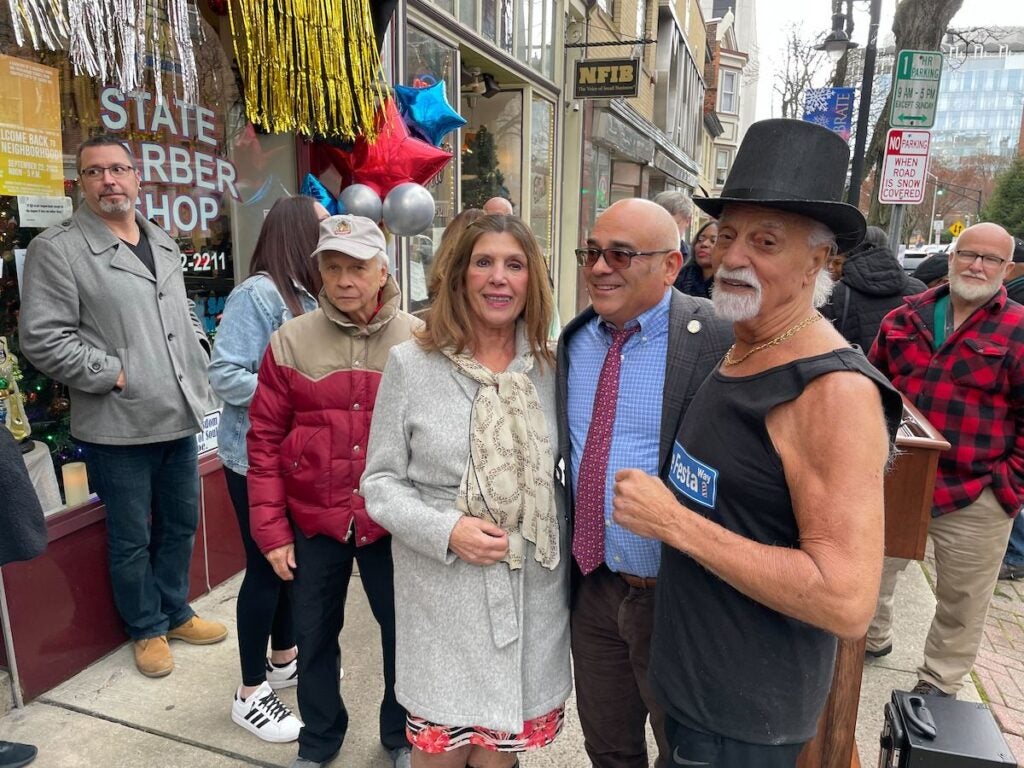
574, 58, 640, 99
879, 129, 931, 205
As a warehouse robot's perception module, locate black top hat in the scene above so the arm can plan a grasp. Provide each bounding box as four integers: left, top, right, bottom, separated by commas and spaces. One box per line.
694, 119, 867, 253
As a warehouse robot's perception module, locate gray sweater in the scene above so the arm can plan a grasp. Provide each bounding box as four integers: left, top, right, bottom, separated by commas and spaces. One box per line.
361, 336, 571, 732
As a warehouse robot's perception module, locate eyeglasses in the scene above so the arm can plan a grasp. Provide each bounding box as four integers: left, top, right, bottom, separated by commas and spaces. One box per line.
79, 164, 135, 180
954, 250, 1007, 269
574, 247, 672, 270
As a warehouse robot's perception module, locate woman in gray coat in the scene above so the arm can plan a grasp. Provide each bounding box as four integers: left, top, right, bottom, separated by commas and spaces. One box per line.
362, 215, 570, 768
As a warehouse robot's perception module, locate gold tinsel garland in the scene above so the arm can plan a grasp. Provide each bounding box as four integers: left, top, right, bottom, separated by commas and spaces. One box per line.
229, 0, 387, 140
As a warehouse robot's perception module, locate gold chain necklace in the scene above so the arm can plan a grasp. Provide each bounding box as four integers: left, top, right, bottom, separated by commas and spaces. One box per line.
723, 313, 823, 366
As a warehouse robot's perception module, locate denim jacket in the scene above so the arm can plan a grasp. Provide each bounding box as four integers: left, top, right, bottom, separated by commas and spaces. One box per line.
208, 274, 317, 475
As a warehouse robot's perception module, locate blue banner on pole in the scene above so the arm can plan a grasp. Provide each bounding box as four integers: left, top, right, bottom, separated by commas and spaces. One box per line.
802, 87, 856, 142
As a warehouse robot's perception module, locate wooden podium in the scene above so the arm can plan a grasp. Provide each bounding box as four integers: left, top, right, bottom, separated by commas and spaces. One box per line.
796, 396, 949, 768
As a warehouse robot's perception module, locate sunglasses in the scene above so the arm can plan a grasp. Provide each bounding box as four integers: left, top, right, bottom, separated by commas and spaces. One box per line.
574, 247, 672, 270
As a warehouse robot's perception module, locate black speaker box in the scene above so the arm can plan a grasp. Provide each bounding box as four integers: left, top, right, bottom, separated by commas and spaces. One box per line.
879, 690, 1017, 768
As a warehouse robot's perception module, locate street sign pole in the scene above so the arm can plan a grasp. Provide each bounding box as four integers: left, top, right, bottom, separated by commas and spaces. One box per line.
888, 205, 905, 260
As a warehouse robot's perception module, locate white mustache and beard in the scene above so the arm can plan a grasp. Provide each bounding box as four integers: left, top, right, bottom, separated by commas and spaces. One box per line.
948, 266, 1002, 304
712, 266, 762, 321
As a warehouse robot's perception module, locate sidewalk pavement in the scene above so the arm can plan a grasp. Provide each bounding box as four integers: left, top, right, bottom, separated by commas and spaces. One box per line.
0, 557, 1016, 767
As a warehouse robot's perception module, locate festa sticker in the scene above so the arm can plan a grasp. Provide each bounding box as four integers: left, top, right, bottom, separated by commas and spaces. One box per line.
667, 441, 718, 509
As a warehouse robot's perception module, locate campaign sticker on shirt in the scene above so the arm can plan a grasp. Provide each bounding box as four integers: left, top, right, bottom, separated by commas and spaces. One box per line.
667, 441, 718, 509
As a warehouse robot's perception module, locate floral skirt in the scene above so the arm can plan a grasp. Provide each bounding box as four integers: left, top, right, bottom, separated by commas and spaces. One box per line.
406, 706, 564, 753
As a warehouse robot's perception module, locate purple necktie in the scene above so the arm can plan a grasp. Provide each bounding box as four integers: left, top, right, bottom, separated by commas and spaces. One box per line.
573, 325, 640, 575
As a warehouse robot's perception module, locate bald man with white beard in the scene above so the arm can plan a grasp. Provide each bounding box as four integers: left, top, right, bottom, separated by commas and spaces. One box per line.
865, 222, 1024, 699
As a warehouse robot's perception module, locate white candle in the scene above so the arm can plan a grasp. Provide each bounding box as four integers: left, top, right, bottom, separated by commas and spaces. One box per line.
62, 461, 90, 506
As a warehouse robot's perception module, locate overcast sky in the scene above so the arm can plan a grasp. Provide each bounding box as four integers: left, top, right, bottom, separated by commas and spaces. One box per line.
754, 0, 1024, 119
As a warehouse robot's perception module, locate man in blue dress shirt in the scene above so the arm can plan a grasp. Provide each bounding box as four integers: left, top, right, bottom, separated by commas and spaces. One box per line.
556, 198, 732, 768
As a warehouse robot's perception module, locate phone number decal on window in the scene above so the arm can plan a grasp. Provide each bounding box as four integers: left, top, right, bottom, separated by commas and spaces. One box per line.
180, 251, 228, 273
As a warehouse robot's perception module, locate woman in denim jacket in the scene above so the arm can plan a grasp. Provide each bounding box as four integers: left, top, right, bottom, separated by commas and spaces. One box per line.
209, 196, 326, 743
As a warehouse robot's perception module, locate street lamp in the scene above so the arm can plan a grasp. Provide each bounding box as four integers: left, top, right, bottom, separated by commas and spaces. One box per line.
815, 12, 858, 62
819, 0, 882, 207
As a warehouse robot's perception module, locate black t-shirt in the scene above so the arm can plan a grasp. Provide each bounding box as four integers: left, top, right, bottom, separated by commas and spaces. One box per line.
121, 231, 155, 277
651, 347, 902, 745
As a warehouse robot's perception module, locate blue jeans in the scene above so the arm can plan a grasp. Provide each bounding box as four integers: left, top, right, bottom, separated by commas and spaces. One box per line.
1005, 512, 1024, 568
81, 436, 199, 639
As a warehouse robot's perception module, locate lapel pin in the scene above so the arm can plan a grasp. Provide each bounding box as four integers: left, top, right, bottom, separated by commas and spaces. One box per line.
687, 320, 702, 334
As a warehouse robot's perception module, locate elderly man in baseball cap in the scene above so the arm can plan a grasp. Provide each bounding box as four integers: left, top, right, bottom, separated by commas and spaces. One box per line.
247, 214, 422, 768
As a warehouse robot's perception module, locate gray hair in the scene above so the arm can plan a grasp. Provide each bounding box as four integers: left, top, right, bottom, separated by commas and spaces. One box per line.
808, 221, 838, 308
317, 251, 389, 270
653, 190, 693, 220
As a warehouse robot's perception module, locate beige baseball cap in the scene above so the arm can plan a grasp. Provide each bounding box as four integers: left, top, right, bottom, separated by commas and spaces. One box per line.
311, 215, 387, 262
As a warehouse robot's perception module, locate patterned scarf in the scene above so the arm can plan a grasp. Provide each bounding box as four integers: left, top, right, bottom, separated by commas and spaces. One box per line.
442, 346, 559, 570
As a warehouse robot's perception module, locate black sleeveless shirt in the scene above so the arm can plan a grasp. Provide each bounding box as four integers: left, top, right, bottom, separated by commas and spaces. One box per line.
650, 347, 901, 745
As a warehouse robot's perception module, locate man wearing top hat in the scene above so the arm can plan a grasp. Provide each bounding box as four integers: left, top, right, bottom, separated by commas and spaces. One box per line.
247, 215, 420, 768
610, 119, 903, 765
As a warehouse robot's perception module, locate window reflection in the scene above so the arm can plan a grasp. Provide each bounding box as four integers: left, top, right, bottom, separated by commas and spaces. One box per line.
405, 27, 459, 315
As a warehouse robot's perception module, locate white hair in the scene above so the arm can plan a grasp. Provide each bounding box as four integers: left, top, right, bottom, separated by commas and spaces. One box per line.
317, 251, 389, 270
808, 221, 837, 308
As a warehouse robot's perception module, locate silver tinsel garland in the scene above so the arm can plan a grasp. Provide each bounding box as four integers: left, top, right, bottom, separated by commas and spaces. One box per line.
7, 0, 202, 105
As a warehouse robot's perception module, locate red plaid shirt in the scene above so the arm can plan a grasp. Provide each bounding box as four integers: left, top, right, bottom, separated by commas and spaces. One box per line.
869, 285, 1024, 517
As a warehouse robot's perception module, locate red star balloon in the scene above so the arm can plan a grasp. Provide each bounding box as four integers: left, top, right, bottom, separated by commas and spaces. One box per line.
350, 99, 452, 197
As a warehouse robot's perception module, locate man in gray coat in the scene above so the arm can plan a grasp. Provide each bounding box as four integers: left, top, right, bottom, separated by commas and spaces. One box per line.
556, 198, 733, 768
19, 135, 226, 679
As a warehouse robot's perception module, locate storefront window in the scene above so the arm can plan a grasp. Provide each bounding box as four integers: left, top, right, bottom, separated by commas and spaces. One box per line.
499, 0, 515, 54
482, 0, 498, 44
461, 91, 522, 215
514, 0, 554, 78
404, 26, 459, 314
459, 0, 478, 32
0, 19, 297, 511
529, 95, 555, 268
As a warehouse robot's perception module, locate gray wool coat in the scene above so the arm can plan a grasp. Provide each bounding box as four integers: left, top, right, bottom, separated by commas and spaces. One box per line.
361, 335, 571, 733
19, 206, 211, 445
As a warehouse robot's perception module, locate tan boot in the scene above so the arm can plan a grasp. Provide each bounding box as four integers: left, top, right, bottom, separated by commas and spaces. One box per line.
134, 636, 173, 677
167, 615, 228, 645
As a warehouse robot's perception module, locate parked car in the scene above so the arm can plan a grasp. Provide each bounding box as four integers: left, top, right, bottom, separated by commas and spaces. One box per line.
902, 244, 949, 276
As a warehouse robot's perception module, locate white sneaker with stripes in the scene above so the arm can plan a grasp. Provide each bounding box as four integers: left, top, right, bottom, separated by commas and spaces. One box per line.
266, 657, 299, 690
266, 657, 344, 690
231, 681, 302, 743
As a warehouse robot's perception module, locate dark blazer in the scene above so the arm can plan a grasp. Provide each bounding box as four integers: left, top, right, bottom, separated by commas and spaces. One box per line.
0, 431, 47, 566
556, 288, 734, 532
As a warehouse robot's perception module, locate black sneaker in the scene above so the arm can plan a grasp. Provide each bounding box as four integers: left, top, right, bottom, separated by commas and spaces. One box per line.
999, 562, 1024, 581
911, 680, 954, 698
0, 741, 37, 768
866, 644, 892, 658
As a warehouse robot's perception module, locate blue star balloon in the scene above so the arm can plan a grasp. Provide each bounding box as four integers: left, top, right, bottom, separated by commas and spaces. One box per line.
300, 173, 338, 214
394, 80, 467, 147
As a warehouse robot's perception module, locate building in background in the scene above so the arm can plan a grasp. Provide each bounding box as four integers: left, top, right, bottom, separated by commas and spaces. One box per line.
701, 5, 750, 197
563, 0, 707, 311
931, 28, 1024, 165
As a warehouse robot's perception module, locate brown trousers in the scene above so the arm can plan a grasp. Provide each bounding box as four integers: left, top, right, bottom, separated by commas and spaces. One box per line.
571, 565, 668, 768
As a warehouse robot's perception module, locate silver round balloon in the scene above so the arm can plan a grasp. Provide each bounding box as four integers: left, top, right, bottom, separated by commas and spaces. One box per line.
338, 184, 382, 222
382, 183, 436, 236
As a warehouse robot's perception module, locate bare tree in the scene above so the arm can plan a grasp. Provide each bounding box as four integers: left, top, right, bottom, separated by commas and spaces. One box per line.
772, 24, 832, 119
